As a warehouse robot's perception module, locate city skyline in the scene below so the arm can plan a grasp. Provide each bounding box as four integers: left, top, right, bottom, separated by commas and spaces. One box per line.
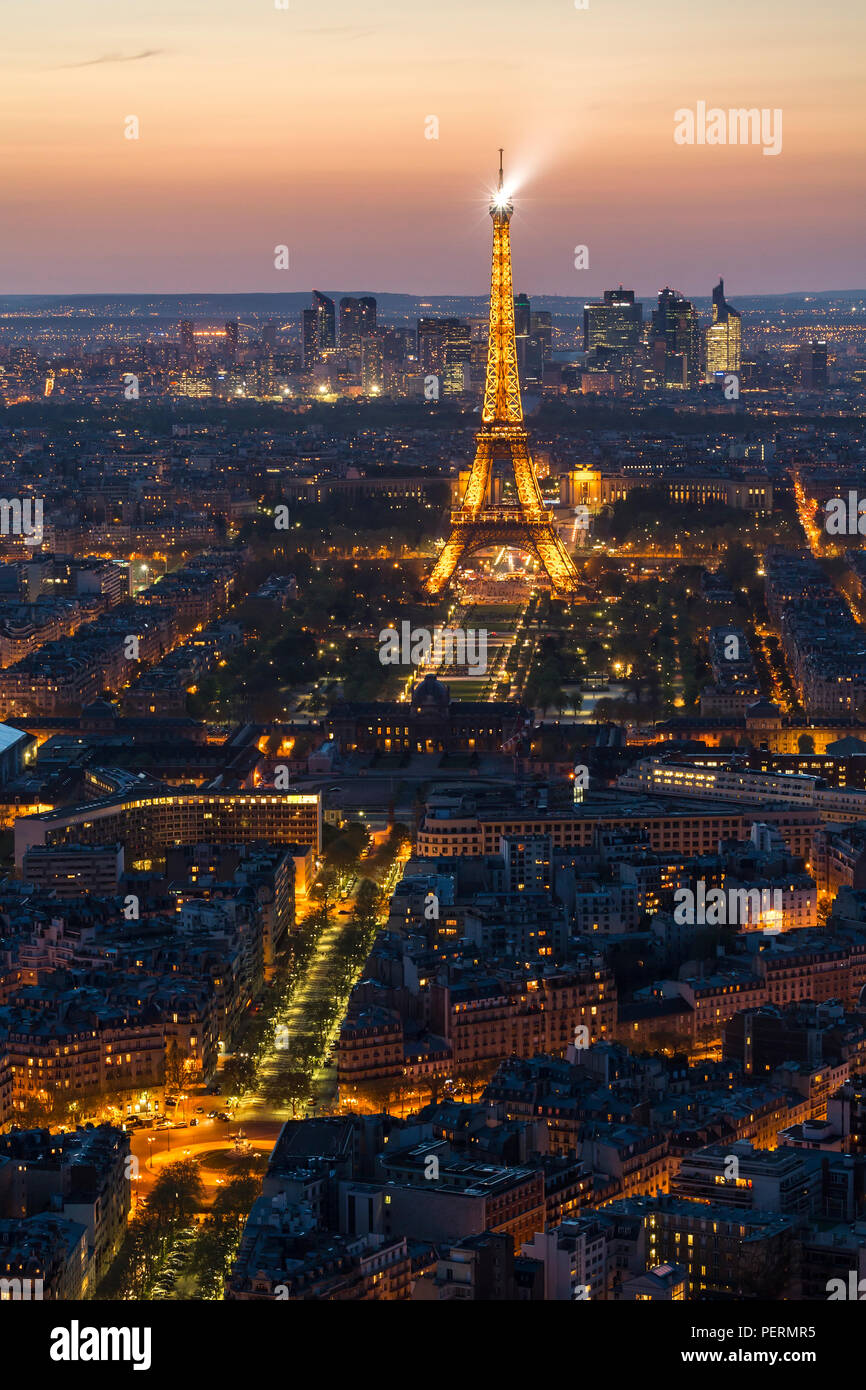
3, 0, 864, 295
2, 0, 866, 1335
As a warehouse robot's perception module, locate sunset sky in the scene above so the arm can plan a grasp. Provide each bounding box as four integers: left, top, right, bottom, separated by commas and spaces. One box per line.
2, 0, 864, 296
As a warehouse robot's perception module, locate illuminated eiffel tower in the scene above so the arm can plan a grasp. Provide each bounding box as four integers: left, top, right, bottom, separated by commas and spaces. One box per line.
426, 153, 579, 598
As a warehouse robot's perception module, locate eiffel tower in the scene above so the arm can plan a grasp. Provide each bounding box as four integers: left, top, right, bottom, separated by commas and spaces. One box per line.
426, 153, 579, 598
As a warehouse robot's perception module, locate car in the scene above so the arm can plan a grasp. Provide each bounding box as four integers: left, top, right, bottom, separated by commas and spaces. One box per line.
173, 1121, 188, 1130
155, 1121, 171, 1130
207, 1110, 217, 1119
194, 1105, 204, 1113
189, 1118, 198, 1127
216, 1112, 229, 1122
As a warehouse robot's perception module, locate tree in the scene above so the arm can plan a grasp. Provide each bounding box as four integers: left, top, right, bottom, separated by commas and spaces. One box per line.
724, 539, 755, 590
147, 1159, 204, 1232
263, 1068, 310, 1116
222, 1054, 256, 1097
165, 1040, 186, 1094
325, 822, 369, 870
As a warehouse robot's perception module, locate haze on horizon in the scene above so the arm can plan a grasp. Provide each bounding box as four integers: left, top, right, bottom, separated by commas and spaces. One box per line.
2, 0, 863, 298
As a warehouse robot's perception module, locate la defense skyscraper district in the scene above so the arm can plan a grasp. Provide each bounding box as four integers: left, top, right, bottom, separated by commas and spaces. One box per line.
426, 153, 580, 597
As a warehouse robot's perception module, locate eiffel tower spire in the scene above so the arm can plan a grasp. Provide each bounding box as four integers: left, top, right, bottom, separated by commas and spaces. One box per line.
426, 155, 579, 598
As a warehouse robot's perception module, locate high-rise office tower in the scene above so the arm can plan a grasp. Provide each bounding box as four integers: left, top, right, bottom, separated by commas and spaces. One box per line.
339, 296, 377, 352
799, 340, 828, 391
514, 293, 531, 337
514, 293, 531, 376
381, 328, 412, 367
339, 297, 361, 351
312, 290, 335, 352
416, 318, 472, 388
260, 321, 277, 354
302, 308, 319, 368
417, 317, 444, 373
442, 320, 472, 395
180, 319, 195, 362
651, 287, 703, 388
530, 310, 552, 361
361, 334, 384, 394
583, 287, 643, 353
523, 334, 545, 384
704, 277, 741, 380
358, 296, 377, 340
224, 319, 239, 364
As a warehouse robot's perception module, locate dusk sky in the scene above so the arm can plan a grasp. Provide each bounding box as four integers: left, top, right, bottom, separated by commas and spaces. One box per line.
3, 0, 864, 296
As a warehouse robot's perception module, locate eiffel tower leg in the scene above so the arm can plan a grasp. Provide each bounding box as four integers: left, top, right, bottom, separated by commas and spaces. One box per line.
534, 530, 580, 596
512, 434, 546, 511
462, 436, 495, 512
426, 531, 468, 596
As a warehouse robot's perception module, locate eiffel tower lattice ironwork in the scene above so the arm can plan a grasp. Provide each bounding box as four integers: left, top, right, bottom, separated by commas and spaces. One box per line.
426, 152, 579, 598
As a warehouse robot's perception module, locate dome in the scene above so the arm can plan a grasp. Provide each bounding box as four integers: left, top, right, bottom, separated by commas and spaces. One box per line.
410, 673, 450, 711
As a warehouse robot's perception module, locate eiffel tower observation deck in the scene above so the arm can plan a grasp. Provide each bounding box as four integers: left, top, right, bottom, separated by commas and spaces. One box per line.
426, 153, 580, 598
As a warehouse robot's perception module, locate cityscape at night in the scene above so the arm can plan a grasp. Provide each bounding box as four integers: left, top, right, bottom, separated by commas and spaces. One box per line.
1, 0, 865, 1365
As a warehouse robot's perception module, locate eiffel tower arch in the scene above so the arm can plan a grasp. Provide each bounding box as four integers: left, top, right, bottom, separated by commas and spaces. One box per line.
426, 153, 579, 599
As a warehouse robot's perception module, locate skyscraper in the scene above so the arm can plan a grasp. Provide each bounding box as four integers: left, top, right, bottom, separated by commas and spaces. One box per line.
361, 333, 384, 394
260, 320, 277, 354
224, 319, 239, 364
415, 318, 472, 389
417, 317, 444, 374
514, 293, 531, 337
180, 319, 195, 363
583, 288, 644, 354
339, 296, 377, 352
312, 291, 335, 352
704, 277, 742, 380
302, 308, 319, 368
513, 292, 531, 377
799, 340, 828, 391
442, 320, 472, 396
651, 287, 703, 388
339, 297, 360, 351
531, 310, 552, 360
358, 296, 377, 340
